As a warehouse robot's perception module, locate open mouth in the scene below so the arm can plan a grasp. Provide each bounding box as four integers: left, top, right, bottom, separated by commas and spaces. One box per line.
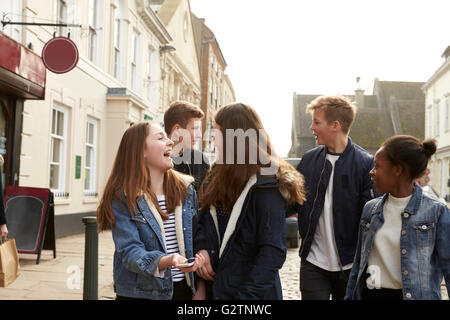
164, 150, 172, 158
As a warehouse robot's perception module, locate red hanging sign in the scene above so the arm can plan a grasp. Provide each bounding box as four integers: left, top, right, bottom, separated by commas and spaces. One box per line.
41, 36, 79, 74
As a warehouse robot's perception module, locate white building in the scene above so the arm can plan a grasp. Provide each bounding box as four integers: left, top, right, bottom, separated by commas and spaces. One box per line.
151, 0, 202, 119
422, 46, 450, 203
0, 0, 194, 236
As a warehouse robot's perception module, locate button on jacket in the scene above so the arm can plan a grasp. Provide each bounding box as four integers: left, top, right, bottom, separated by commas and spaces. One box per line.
345, 184, 450, 300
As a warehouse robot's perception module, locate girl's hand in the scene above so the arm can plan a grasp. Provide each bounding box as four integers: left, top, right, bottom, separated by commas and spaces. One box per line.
195, 249, 216, 281
0, 224, 8, 238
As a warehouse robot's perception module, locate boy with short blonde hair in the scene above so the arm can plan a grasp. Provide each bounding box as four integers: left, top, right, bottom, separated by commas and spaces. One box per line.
306, 95, 356, 134
294, 95, 377, 300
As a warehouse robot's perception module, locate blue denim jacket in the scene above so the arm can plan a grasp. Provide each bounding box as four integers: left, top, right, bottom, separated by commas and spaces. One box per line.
111, 183, 198, 300
345, 183, 450, 300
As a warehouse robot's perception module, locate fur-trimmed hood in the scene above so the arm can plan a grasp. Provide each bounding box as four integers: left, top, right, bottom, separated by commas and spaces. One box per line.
210, 162, 306, 259
276, 160, 306, 205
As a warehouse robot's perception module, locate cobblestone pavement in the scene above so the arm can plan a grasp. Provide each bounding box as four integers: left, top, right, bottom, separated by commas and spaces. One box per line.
0, 231, 447, 300
280, 244, 449, 300
280, 248, 302, 300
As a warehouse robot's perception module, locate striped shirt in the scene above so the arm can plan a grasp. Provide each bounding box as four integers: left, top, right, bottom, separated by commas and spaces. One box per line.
157, 195, 185, 282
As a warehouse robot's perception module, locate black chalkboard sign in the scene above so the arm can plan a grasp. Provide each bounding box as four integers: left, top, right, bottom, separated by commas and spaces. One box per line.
4, 186, 56, 264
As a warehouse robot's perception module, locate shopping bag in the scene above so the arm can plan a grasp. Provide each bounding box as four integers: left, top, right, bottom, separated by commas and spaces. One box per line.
0, 237, 21, 287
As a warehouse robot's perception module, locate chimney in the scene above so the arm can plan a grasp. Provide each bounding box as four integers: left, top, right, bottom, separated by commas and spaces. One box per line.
355, 77, 364, 108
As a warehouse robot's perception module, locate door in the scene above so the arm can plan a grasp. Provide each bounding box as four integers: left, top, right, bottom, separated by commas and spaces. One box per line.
0, 95, 16, 193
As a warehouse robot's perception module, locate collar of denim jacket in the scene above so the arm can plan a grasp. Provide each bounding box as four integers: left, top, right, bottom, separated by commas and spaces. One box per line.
402, 182, 422, 215
371, 182, 422, 216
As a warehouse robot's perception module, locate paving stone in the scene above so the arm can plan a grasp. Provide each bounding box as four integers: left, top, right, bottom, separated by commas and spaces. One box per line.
0, 231, 447, 300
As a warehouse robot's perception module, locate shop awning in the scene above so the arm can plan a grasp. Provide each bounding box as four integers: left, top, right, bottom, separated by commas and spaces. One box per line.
0, 32, 46, 100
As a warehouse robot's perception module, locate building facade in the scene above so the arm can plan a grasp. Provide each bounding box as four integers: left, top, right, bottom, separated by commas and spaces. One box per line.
0, 0, 188, 236
151, 0, 201, 126
422, 46, 450, 202
1, 0, 233, 236
192, 14, 235, 155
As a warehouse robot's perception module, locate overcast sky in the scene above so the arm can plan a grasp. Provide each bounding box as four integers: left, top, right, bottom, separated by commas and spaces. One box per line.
190, 0, 450, 157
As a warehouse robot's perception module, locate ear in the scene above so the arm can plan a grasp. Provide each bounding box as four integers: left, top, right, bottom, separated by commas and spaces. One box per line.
169, 124, 181, 138
332, 120, 341, 131
393, 164, 403, 177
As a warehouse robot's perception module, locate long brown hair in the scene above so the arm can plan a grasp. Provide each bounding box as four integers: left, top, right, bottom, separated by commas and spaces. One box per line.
199, 103, 305, 213
97, 122, 188, 231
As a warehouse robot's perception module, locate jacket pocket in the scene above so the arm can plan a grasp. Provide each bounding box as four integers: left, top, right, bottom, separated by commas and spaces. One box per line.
413, 222, 435, 248
136, 272, 169, 292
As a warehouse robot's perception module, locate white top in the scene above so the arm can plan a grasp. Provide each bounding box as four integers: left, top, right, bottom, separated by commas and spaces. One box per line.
157, 195, 185, 282
307, 153, 352, 272
367, 193, 411, 290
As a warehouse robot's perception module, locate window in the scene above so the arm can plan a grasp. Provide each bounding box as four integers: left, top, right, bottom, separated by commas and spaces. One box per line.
0, 0, 23, 42
84, 118, 97, 195
147, 48, 155, 102
88, 0, 98, 62
435, 101, 440, 137
446, 98, 450, 132
209, 77, 213, 105
50, 105, 68, 194
113, 6, 121, 79
214, 83, 218, 109
131, 30, 140, 91
427, 105, 432, 138
56, 0, 67, 37
441, 160, 447, 202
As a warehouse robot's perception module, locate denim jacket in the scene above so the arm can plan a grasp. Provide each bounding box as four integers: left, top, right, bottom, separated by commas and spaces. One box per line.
111, 174, 198, 300
345, 183, 450, 300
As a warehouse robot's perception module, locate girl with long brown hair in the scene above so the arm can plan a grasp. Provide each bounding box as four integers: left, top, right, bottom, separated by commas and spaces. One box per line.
194, 103, 306, 299
97, 122, 204, 300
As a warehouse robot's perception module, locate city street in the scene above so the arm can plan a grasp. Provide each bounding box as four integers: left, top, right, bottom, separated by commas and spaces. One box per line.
0, 230, 447, 300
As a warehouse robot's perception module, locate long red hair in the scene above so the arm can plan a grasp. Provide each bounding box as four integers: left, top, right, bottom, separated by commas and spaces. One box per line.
97, 122, 187, 231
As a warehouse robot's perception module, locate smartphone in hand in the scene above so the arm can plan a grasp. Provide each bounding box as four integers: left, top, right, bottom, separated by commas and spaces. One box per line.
178, 257, 196, 268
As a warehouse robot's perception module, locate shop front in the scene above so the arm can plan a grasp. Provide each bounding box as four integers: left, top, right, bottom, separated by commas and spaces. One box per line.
0, 32, 46, 192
